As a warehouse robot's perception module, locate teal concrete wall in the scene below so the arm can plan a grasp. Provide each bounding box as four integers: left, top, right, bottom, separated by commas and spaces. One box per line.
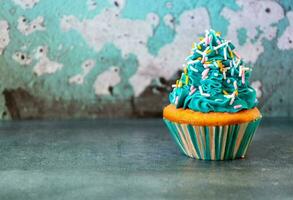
0, 0, 292, 119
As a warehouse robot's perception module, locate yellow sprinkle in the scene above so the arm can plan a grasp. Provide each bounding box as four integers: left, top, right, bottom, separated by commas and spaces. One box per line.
185, 76, 189, 84
217, 61, 224, 71
176, 80, 179, 87
205, 61, 212, 64
230, 50, 234, 59
178, 81, 183, 88
197, 57, 202, 60
216, 32, 221, 36
184, 67, 187, 74
199, 37, 204, 41
197, 45, 202, 50
192, 43, 195, 49
206, 49, 212, 54
235, 90, 239, 96
223, 90, 229, 95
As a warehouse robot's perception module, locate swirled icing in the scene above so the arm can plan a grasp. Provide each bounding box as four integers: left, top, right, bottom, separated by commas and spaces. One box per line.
169, 29, 257, 113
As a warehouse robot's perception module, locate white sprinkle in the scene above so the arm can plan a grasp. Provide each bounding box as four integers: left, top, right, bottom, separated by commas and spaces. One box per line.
229, 95, 235, 105
189, 66, 198, 72
239, 66, 242, 77
172, 84, 177, 88
214, 41, 230, 50
233, 81, 238, 90
196, 50, 204, 56
175, 96, 179, 105
187, 60, 199, 65
224, 47, 227, 60
199, 86, 210, 97
227, 79, 230, 83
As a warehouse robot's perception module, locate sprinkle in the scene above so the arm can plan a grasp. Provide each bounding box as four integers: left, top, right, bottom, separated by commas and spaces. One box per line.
199, 86, 210, 97
196, 50, 204, 56
214, 41, 230, 50
187, 60, 199, 65
224, 47, 227, 60
189, 66, 198, 72
242, 71, 245, 84
185, 76, 189, 84
203, 64, 213, 68
223, 71, 226, 79
208, 35, 213, 47
189, 88, 196, 95
190, 85, 194, 90
205, 31, 209, 45
229, 95, 235, 105
227, 79, 230, 83
202, 68, 209, 79
178, 81, 183, 87
171, 84, 177, 88
201, 56, 207, 64
234, 51, 241, 59
236, 59, 241, 67
175, 96, 179, 105
197, 45, 202, 50
233, 81, 238, 90
205, 49, 212, 54
184, 67, 187, 74
239, 66, 242, 77
234, 104, 242, 109
216, 32, 221, 36
223, 90, 229, 95
231, 67, 235, 76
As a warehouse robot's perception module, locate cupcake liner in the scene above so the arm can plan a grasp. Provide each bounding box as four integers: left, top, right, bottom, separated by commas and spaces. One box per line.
164, 118, 261, 160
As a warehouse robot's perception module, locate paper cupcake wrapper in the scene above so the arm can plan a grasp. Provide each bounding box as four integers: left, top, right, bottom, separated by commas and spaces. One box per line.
164, 118, 261, 160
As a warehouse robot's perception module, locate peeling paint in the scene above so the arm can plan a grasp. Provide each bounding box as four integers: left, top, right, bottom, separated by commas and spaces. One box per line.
93, 67, 121, 95
278, 11, 293, 50
221, 0, 284, 63
33, 46, 63, 76
69, 59, 95, 85
129, 8, 210, 96
0, 20, 10, 55
163, 14, 175, 30
251, 80, 262, 98
12, 0, 40, 9
17, 16, 45, 35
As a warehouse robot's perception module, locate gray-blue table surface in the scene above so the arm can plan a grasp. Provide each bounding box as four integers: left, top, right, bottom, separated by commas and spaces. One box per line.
0, 118, 292, 200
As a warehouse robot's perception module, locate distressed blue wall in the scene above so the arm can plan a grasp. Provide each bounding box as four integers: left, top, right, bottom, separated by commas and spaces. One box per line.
0, 0, 292, 119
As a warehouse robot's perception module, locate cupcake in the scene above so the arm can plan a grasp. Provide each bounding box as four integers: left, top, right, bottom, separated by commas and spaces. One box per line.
163, 29, 262, 160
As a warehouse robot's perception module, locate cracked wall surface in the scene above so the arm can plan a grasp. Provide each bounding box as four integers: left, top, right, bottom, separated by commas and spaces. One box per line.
0, 0, 292, 119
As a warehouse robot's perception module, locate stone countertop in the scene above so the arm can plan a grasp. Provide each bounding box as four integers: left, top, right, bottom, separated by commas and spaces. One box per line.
0, 118, 292, 200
